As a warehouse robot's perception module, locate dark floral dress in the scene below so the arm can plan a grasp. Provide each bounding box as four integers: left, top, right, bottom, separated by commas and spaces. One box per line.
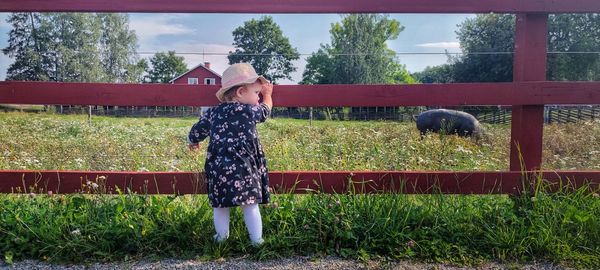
188, 102, 271, 208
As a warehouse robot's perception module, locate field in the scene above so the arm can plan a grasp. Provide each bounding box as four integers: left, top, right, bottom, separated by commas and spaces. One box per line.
1, 112, 599, 172
0, 112, 599, 267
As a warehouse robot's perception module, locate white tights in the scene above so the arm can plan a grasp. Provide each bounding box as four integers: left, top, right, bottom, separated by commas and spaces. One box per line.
213, 203, 263, 245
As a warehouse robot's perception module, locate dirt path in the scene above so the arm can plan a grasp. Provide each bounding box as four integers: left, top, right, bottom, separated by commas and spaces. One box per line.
0, 256, 574, 270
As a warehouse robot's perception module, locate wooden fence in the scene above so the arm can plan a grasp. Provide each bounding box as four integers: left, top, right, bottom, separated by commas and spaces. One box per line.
1, 0, 600, 194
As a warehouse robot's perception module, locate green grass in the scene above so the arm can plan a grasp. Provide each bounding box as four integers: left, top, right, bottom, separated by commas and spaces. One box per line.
0, 111, 512, 172
1, 185, 599, 267
2, 112, 598, 172
1, 112, 600, 267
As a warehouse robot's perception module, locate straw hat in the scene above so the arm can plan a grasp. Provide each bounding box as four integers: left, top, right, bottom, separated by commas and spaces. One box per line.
216, 63, 269, 102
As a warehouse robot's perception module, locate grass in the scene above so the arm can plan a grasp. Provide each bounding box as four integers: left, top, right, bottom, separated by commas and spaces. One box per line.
0, 111, 600, 267
1, 112, 598, 172
1, 184, 599, 267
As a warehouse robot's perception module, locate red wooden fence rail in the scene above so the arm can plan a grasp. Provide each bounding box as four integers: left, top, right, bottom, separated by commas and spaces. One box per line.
2, 82, 600, 107
1, 0, 600, 13
1, 170, 598, 195
1, 0, 600, 194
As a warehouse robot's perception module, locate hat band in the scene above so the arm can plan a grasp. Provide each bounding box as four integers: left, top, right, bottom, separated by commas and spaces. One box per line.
223, 75, 258, 88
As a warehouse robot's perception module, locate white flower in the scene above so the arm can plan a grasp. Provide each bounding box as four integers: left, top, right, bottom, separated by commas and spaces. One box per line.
456, 145, 472, 154
71, 229, 81, 236
90, 182, 99, 189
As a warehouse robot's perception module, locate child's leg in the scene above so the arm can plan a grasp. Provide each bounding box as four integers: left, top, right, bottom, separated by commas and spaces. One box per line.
213, 207, 230, 242
241, 203, 263, 245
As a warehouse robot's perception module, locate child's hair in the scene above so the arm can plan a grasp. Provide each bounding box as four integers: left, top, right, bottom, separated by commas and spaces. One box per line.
221, 85, 245, 102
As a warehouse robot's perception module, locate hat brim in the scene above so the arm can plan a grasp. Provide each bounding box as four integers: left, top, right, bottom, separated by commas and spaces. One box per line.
216, 76, 269, 102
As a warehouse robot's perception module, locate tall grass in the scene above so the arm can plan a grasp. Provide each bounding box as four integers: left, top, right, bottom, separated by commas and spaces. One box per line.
2, 112, 598, 172
1, 182, 599, 267
1, 112, 512, 172
1, 112, 599, 267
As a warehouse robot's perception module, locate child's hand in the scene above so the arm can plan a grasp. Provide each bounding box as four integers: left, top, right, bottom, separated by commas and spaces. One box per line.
188, 143, 200, 151
261, 81, 273, 96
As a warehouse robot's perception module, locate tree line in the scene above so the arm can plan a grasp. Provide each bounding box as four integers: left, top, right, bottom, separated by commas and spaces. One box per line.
4, 13, 600, 86
412, 13, 600, 83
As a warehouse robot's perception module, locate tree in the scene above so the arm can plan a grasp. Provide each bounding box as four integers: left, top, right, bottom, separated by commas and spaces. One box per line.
448, 13, 600, 83
412, 64, 454, 83
329, 14, 404, 84
300, 14, 415, 120
98, 13, 142, 83
451, 14, 515, 82
548, 14, 600, 81
48, 13, 104, 82
300, 47, 334, 85
3, 12, 141, 83
301, 14, 413, 85
387, 62, 417, 84
130, 58, 149, 83
228, 16, 299, 83
2, 13, 50, 81
146, 51, 188, 83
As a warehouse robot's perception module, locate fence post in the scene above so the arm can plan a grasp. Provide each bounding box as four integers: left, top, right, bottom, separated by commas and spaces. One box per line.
510, 13, 547, 171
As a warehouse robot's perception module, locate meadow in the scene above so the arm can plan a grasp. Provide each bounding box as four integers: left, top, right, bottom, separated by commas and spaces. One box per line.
0, 112, 599, 267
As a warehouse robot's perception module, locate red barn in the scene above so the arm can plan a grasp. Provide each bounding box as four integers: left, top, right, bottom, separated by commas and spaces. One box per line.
169, 62, 221, 85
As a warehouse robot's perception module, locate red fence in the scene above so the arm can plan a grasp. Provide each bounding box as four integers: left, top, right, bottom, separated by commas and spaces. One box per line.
1, 0, 600, 194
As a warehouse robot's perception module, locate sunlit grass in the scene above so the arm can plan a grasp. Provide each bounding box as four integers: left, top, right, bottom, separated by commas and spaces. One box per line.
1, 112, 599, 267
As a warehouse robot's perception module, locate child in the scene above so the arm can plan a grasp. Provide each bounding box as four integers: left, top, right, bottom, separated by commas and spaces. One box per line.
188, 63, 273, 246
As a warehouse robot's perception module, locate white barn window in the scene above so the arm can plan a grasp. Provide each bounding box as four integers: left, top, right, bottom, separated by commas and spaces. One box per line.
204, 78, 216, 85
188, 78, 199, 85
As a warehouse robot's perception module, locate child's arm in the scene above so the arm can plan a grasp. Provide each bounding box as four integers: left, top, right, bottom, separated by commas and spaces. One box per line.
188, 109, 211, 150
260, 81, 273, 110
245, 81, 273, 124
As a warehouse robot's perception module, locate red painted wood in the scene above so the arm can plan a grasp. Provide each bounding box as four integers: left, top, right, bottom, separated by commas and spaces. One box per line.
510, 14, 547, 171
1, 0, 600, 13
2, 81, 600, 107
1, 170, 599, 195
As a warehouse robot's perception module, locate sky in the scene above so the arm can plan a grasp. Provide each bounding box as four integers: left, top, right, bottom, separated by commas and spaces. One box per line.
0, 13, 474, 84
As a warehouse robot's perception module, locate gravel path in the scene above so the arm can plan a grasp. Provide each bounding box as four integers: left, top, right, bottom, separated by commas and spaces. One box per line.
0, 257, 575, 270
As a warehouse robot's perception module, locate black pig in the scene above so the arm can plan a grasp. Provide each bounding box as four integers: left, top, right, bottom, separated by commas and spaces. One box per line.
415, 109, 484, 138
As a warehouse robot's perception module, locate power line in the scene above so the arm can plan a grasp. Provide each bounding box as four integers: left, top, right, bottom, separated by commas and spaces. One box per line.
136, 51, 600, 57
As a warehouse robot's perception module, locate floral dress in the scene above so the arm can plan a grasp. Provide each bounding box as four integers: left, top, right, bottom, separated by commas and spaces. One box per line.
188, 102, 271, 208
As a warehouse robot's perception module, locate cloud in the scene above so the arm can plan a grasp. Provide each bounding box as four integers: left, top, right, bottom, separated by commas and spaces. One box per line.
129, 15, 193, 45
415, 42, 460, 49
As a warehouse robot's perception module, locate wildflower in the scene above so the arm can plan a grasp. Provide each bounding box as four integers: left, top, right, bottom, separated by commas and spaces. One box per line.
304, 224, 310, 230
406, 240, 416, 248
71, 229, 81, 236
90, 182, 99, 189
